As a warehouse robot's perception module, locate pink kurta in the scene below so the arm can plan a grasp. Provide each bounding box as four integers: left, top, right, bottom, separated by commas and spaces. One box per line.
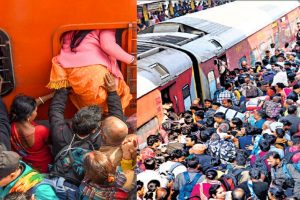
57, 29, 134, 79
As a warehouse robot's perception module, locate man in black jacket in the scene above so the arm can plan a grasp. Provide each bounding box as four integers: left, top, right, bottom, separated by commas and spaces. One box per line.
49, 73, 127, 157
0, 76, 11, 151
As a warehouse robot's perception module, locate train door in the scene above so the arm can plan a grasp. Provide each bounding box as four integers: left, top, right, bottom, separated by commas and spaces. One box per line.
216, 54, 228, 86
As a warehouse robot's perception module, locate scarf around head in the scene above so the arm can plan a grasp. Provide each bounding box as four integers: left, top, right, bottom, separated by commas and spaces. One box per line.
9, 170, 44, 193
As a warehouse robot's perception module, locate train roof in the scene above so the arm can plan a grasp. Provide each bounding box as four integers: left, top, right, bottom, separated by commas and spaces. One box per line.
137, 40, 193, 98
142, 1, 300, 48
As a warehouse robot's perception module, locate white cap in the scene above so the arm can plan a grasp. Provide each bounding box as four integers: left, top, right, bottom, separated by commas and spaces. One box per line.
270, 122, 283, 132
265, 64, 272, 70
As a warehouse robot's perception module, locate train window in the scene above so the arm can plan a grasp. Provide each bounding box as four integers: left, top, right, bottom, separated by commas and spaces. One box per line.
207, 71, 217, 99
151, 63, 169, 79
210, 39, 222, 50
0, 31, 15, 96
182, 84, 191, 111
259, 42, 267, 58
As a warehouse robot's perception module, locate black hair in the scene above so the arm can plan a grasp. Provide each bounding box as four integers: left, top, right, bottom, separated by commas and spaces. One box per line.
170, 149, 184, 160
212, 102, 221, 107
275, 128, 285, 138
287, 105, 298, 115
195, 110, 205, 119
265, 134, 277, 145
200, 130, 212, 143
293, 82, 300, 90
276, 82, 285, 89
268, 185, 286, 199
162, 121, 172, 130
204, 99, 213, 103
235, 151, 247, 166
224, 83, 232, 90
144, 157, 156, 170
72, 105, 102, 136
10, 95, 37, 122
214, 112, 225, 120
268, 151, 281, 160
137, 180, 144, 192
186, 155, 200, 169
205, 169, 218, 180
209, 184, 221, 198
259, 140, 271, 152
281, 119, 292, 127
186, 134, 198, 143
168, 131, 179, 141
70, 30, 92, 52
147, 180, 160, 192
205, 117, 215, 127
147, 135, 160, 146
249, 168, 261, 180
231, 118, 243, 129
292, 135, 300, 145
190, 105, 200, 111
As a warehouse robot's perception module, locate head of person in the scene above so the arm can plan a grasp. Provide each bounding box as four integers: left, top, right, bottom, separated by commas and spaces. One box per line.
147, 135, 161, 149
224, 83, 232, 91
275, 82, 285, 92
137, 180, 145, 198
155, 188, 168, 200
170, 149, 185, 163
249, 168, 261, 180
144, 157, 156, 170
231, 188, 246, 200
244, 76, 251, 84
205, 168, 218, 180
204, 99, 213, 108
147, 180, 160, 193
0, 151, 21, 187
275, 49, 280, 56
71, 105, 103, 139
241, 60, 247, 68
259, 139, 270, 152
186, 134, 198, 147
287, 105, 298, 115
230, 118, 243, 130
253, 110, 263, 121
292, 134, 300, 146
195, 110, 205, 121
222, 98, 232, 108
10, 95, 37, 123
101, 116, 128, 146
265, 50, 270, 56
267, 152, 281, 167
209, 184, 226, 200
235, 150, 247, 166
214, 112, 225, 124
189, 144, 207, 155
83, 151, 114, 185
186, 155, 201, 171
268, 185, 286, 200
212, 102, 221, 111
275, 128, 285, 139
293, 82, 300, 94
281, 120, 292, 132
190, 105, 200, 114
4, 192, 35, 200
217, 123, 229, 134
192, 98, 201, 107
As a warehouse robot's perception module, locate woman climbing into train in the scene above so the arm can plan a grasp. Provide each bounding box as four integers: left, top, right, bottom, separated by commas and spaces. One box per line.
10, 93, 54, 173
47, 29, 135, 111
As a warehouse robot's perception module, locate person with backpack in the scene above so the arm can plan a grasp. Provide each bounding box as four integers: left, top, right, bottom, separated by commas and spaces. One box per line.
226, 151, 250, 186
173, 155, 204, 200
240, 76, 261, 99
217, 83, 238, 106
0, 150, 58, 199
267, 151, 300, 197
47, 73, 128, 199
285, 135, 300, 164
236, 168, 269, 200
190, 169, 221, 200
250, 140, 271, 177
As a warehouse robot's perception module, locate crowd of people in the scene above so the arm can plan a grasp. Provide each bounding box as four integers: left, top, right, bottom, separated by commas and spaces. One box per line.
138, 0, 234, 32
137, 28, 300, 199
0, 28, 137, 199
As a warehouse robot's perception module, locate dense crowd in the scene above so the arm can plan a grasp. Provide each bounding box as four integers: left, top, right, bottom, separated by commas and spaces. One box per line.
138, 0, 234, 32
0, 29, 137, 199
137, 24, 300, 200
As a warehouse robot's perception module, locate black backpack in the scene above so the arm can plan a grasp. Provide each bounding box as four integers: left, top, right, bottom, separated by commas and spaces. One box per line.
49, 135, 96, 186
